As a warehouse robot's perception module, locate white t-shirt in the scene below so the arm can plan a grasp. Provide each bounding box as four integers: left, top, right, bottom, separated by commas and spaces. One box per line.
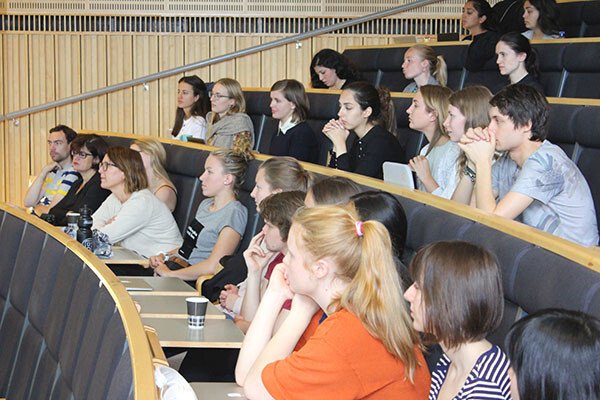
418, 140, 461, 199
174, 115, 207, 141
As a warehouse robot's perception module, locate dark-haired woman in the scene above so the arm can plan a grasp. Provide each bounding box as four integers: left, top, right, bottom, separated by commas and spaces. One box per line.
92, 147, 182, 258
506, 309, 600, 400
324, 81, 402, 179
522, 0, 560, 40
462, 0, 501, 72
48, 134, 111, 226
171, 75, 210, 141
310, 49, 361, 90
404, 241, 512, 400
496, 32, 544, 94
268, 79, 318, 163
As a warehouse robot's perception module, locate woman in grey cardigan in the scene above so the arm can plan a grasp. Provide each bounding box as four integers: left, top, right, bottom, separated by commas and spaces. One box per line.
206, 78, 255, 149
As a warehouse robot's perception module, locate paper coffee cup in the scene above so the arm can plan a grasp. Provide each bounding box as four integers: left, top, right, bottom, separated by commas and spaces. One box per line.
186, 297, 209, 329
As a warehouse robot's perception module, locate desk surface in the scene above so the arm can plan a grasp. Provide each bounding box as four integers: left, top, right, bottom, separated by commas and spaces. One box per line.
103, 246, 149, 265
134, 295, 225, 320
143, 317, 244, 348
120, 276, 197, 296
190, 382, 246, 399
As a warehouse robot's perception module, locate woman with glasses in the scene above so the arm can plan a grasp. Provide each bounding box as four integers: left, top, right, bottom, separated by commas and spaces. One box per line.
171, 75, 210, 141
92, 147, 182, 258
206, 78, 255, 149
46, 134, 111, 226
130, 137, 177, 212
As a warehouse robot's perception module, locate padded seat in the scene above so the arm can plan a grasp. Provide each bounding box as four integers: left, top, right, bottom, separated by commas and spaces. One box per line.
534, 41, 567, 97
557, 1, 585, 37
582, 1, 600, 37
377, 47, 412, 92
342, 48, 382, 87
545, 103, 582, 158
562, 42, 600, 99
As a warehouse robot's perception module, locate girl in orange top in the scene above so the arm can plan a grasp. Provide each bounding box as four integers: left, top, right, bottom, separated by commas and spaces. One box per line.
235, 205, 431, 400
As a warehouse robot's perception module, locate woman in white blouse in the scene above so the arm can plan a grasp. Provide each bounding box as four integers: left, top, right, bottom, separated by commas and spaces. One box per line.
171, 75, 210, 141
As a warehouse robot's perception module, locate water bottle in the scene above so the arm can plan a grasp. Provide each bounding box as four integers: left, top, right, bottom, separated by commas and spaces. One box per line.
77, 205, 94, 251
64, 211, 80, 239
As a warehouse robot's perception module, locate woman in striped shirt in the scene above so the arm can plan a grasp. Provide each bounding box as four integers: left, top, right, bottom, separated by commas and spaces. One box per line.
404, 241, 512, 400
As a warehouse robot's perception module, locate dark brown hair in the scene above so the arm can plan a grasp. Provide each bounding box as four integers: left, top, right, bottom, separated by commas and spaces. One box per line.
409, 240, 504, 348
259, 191, 305, 241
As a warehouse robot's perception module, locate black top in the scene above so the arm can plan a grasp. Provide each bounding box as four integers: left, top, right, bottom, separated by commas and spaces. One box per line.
268, 121, 319, 163
328, 124, 403, 179
49, 171, 111, 226
492, 0, 526, 35
515, 74, 545, 95
465, 30, 501, 72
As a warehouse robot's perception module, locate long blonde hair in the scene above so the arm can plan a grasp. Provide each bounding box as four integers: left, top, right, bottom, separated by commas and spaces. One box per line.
292, 205, 421, 381
132, 137, 176, 192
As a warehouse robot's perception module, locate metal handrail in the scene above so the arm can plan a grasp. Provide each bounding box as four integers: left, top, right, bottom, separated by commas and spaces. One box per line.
0, 0, 440, 122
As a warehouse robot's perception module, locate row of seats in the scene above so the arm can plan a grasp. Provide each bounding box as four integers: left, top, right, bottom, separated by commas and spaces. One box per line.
98, 132, 600, 351
558, 0, 600, 38
0, 205, 155, 400
342, 40, 600, 98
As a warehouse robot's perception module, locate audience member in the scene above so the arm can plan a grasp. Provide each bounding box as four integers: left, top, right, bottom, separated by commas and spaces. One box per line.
304, 175, 361, 207
236, 191, 305, 333
506, 309, 600, 400
522, 0, 561, 40
150, 138, 254, 281
402, 44, 447, 93
47, 134, 110, 226
456, 84, 598, 246
171, 75, 210, 141
267, 79, 318, 163
130, 137, 177, 212
309, 48, 361, 90
325, 81, 402, 179
492, 0, 526, 34
407, 85, 460, 199
92, 147, 182, 257
463, 0, 501, 72
405, 241, 511, 400
236, 205, 430, 399
24, 125, 79, 214
497, 32, 544, 93
206, 78, 255, 149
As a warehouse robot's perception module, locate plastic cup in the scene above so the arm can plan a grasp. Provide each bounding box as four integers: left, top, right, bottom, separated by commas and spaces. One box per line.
186, 297, 209, 329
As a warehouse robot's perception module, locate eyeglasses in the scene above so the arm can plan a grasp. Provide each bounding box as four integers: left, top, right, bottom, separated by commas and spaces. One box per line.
209, 92, 232, 100
71, 150, 93, 159
99, 161, 119, 171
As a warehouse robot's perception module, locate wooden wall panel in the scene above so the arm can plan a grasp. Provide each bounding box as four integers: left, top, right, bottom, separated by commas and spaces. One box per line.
133, 35, 159, 136
235, 36, 262, 87
81, 35, 108, 131
260, 36, 287, 87
311, 36, 338, 55
158, 35, 184, 138
28, 34, 56, 177
184, 35, 211, 82
210, 35, 236, 83
0, 36, 4, 203
337, 36, 364, 50
55, 35, 82, 131
107, 35, 133, 133
4, 34, 30, 205
363, 36, 390, 46
286, 38, 312, 87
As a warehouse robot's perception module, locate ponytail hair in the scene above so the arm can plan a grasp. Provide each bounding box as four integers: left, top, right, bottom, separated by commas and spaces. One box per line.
344, 82, 397, 135
292, 206, 420, 381
210, 134, 254, 196
498, 32, 540, 79
410, 45, 448, 87
259, 156, 313, 192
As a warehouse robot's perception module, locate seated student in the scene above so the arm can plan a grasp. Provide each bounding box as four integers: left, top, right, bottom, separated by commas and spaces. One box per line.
456, 84, 598, 246
217, 156, 312, 310
496, 32, 544, 94
506, 309, 600, 400
235, 206, 431, 399
150, 139, 254, 281
309, 48, 361, 90
304, 175, 362, 207
325, 81, 403, 179
404, 241, 511, 400
24, 125, 79, 214
267, 79, 318, 163
462, 0, 501, 72
92, 147, 182, 258
492, 0, 526, 35
171, 75, 210, 141
130, 137, 177, 212
47, 134, 111, 226
235, 191, 306, 333
522, 0, 561, 40
402, 44, 447, 93
407, 85, 460, 199
206, 78, 255, 149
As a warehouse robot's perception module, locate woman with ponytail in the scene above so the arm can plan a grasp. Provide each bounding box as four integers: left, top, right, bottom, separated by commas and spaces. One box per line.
496, 32, 544, 94
150, 136, 254, 281
402, 44, 448, 93
236, 205, 430, 399
324, 81, 403, 179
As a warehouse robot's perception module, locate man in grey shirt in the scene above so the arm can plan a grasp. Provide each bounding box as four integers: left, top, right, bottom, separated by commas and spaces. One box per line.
453, 84, 598, 246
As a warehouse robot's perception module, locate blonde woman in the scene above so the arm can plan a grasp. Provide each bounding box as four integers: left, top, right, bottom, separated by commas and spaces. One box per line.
206, 78, 255, 149
407, 85, 460, 199
236, 206, 430, 399
130, 137, 177, 212
402, 44, 448, 93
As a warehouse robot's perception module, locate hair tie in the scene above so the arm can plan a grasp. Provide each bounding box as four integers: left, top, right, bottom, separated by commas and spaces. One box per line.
355, 221, 364, 237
